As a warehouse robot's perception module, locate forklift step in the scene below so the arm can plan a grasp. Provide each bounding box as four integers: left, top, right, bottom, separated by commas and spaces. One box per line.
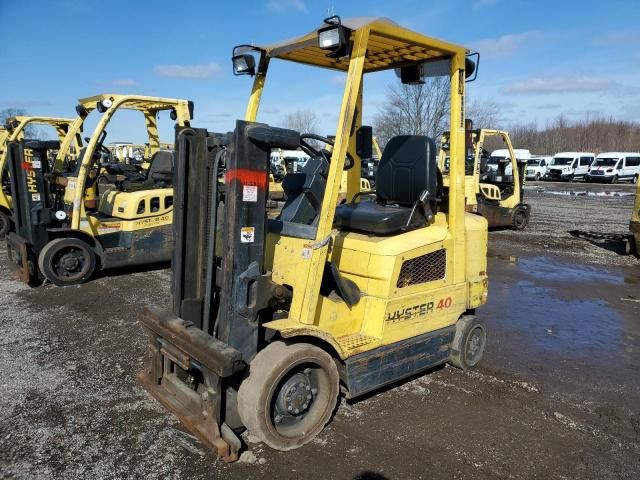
337, 333, 378, 352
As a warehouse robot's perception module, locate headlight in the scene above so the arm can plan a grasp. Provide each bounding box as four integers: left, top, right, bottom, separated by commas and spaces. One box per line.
319, 27, 341, 49
96, 98, 113, 113
232, 54, 256, 76
317, 16, 351, 58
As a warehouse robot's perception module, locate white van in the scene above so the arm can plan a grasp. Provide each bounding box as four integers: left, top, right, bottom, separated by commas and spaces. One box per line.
547, 152, 594, 181
525, 156, 552, 181
486, 149, 531, 175
586, 152, 640, 184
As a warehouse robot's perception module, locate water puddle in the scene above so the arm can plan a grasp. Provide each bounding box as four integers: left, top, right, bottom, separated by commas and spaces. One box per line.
488, 256, 626, 358
517, 256, 624, 285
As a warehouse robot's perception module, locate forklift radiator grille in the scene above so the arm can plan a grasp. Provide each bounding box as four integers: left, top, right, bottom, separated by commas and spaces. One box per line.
396, 249, 446, 288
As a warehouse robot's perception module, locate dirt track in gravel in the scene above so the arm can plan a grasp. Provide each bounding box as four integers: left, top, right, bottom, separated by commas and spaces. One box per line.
0, 180, 639, 479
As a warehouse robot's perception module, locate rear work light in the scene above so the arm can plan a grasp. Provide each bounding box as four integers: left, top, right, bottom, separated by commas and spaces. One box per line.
317, 16, 351, 58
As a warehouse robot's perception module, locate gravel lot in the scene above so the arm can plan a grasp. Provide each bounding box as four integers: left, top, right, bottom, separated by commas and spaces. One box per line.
0, 181, 639, 479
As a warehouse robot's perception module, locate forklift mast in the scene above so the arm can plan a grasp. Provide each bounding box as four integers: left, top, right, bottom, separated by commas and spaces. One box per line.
140, 120, 299, 460
172, 122, 297, 361
6, 140, 61, 281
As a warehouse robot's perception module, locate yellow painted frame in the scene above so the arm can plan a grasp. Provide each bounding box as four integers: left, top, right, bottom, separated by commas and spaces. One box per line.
0, 116, 77, 211
60, 94, 192, 230
235, 18, 475, 358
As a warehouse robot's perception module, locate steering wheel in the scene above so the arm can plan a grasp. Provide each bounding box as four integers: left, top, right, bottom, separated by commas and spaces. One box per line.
299, 133, 355, 169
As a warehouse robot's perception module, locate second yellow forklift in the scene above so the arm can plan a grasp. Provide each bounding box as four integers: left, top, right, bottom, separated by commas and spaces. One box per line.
439, 124, 530, 229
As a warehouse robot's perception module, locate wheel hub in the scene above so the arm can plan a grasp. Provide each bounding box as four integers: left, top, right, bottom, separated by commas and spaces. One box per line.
275, 371, 315, 420
60, 252, 80, 271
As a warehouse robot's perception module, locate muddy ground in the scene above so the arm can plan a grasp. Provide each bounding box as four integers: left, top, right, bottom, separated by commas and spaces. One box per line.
0, 181, 639, 479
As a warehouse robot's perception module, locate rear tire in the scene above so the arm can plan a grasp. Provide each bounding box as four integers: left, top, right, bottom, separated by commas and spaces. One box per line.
38, 237, 96, 286
449, 316, 487, 370
237, 341, 339, 451
0, 211, 11, 238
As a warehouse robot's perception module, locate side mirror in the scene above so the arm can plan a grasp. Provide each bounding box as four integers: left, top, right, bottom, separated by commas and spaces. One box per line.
232, 54, 256, 76
356, 126, 373, 159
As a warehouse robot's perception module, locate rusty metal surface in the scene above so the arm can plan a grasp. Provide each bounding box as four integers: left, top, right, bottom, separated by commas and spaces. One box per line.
6, 232, 32, 284
138, 307, 244, 377
137, 370, 238, 462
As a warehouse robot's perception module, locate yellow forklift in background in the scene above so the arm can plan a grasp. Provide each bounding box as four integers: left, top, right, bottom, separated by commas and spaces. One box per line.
5, 94, 193, 286
0, 116, 78, 237
439, 125, 530, 229
138, 16, 487, 461
631, 180, 640, 256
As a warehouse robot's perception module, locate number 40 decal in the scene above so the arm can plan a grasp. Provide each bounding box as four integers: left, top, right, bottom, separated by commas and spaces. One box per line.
437, 297, 452, 309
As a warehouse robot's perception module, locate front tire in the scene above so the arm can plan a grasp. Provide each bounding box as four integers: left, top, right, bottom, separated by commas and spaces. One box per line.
237, 341, 339, 451
38, 237, 96, 286
534, 173, 540, 181
449, 316, 487, 370
633, 175, 638, 184
512, 208, 528, 230
611, 175, 618, 184
0, 211, 11, 238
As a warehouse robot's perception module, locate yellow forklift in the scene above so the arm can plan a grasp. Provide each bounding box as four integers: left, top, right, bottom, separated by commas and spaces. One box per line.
138, 17, 487, 461
5, 94, 193, 286
439, 125, 530, 229
0, 116, 78, 237
631, 179, 640, 256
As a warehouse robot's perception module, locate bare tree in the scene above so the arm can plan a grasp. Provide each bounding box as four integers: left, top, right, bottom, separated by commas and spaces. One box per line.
0, 107, 39, 138
507, 115, 640, 155
373, 77, 451, 149
282, 109, 320, 134
466, 98, 500, 130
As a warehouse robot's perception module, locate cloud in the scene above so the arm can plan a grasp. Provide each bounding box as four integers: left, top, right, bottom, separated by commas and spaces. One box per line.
473, 0, 498, 9
267, 0, 306, 12
593, 31, 640, 47
329, 74, 346, 86
503, 76, 617, 95
471, 31, 538, 59
532, 103, 561, 110
153, 62, 221, 79
110, 78, 137, 87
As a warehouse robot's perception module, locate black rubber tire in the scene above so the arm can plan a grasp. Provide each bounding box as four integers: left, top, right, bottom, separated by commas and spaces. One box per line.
611, 175, 618, 184
449, 316, 487, 370
237, 341, 339, 451
633, 175, 638, 184
534, 173, 540, 181
0, 211, 11, 238
38, 237, 96, 286
512, 208, 528, 231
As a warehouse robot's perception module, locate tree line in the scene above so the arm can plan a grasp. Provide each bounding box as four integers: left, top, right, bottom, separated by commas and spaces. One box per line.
371, 81, 640, 155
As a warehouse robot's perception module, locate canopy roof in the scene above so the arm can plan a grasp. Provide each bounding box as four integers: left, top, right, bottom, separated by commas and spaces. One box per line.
5, 116, 75, 130
78, 94, 191, 113
250, 17, 468, 73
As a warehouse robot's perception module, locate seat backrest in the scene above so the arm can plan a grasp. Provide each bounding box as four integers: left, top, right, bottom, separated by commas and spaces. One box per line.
147, 150, 174, 180
375, 135, 437, 206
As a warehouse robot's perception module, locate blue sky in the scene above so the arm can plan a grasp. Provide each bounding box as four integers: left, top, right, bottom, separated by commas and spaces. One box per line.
1, 0, 639, 142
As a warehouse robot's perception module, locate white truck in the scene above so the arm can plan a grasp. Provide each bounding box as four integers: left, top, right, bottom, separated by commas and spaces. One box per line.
546, 152, 594, 182
525, 156, 553, 181
486, 149, 531, 176
586, 152, 640, 184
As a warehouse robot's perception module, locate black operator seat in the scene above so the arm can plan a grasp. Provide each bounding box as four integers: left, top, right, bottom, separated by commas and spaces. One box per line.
146, 150, 174, 186
122, 150, 174, 190
334, 135, 438, 235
